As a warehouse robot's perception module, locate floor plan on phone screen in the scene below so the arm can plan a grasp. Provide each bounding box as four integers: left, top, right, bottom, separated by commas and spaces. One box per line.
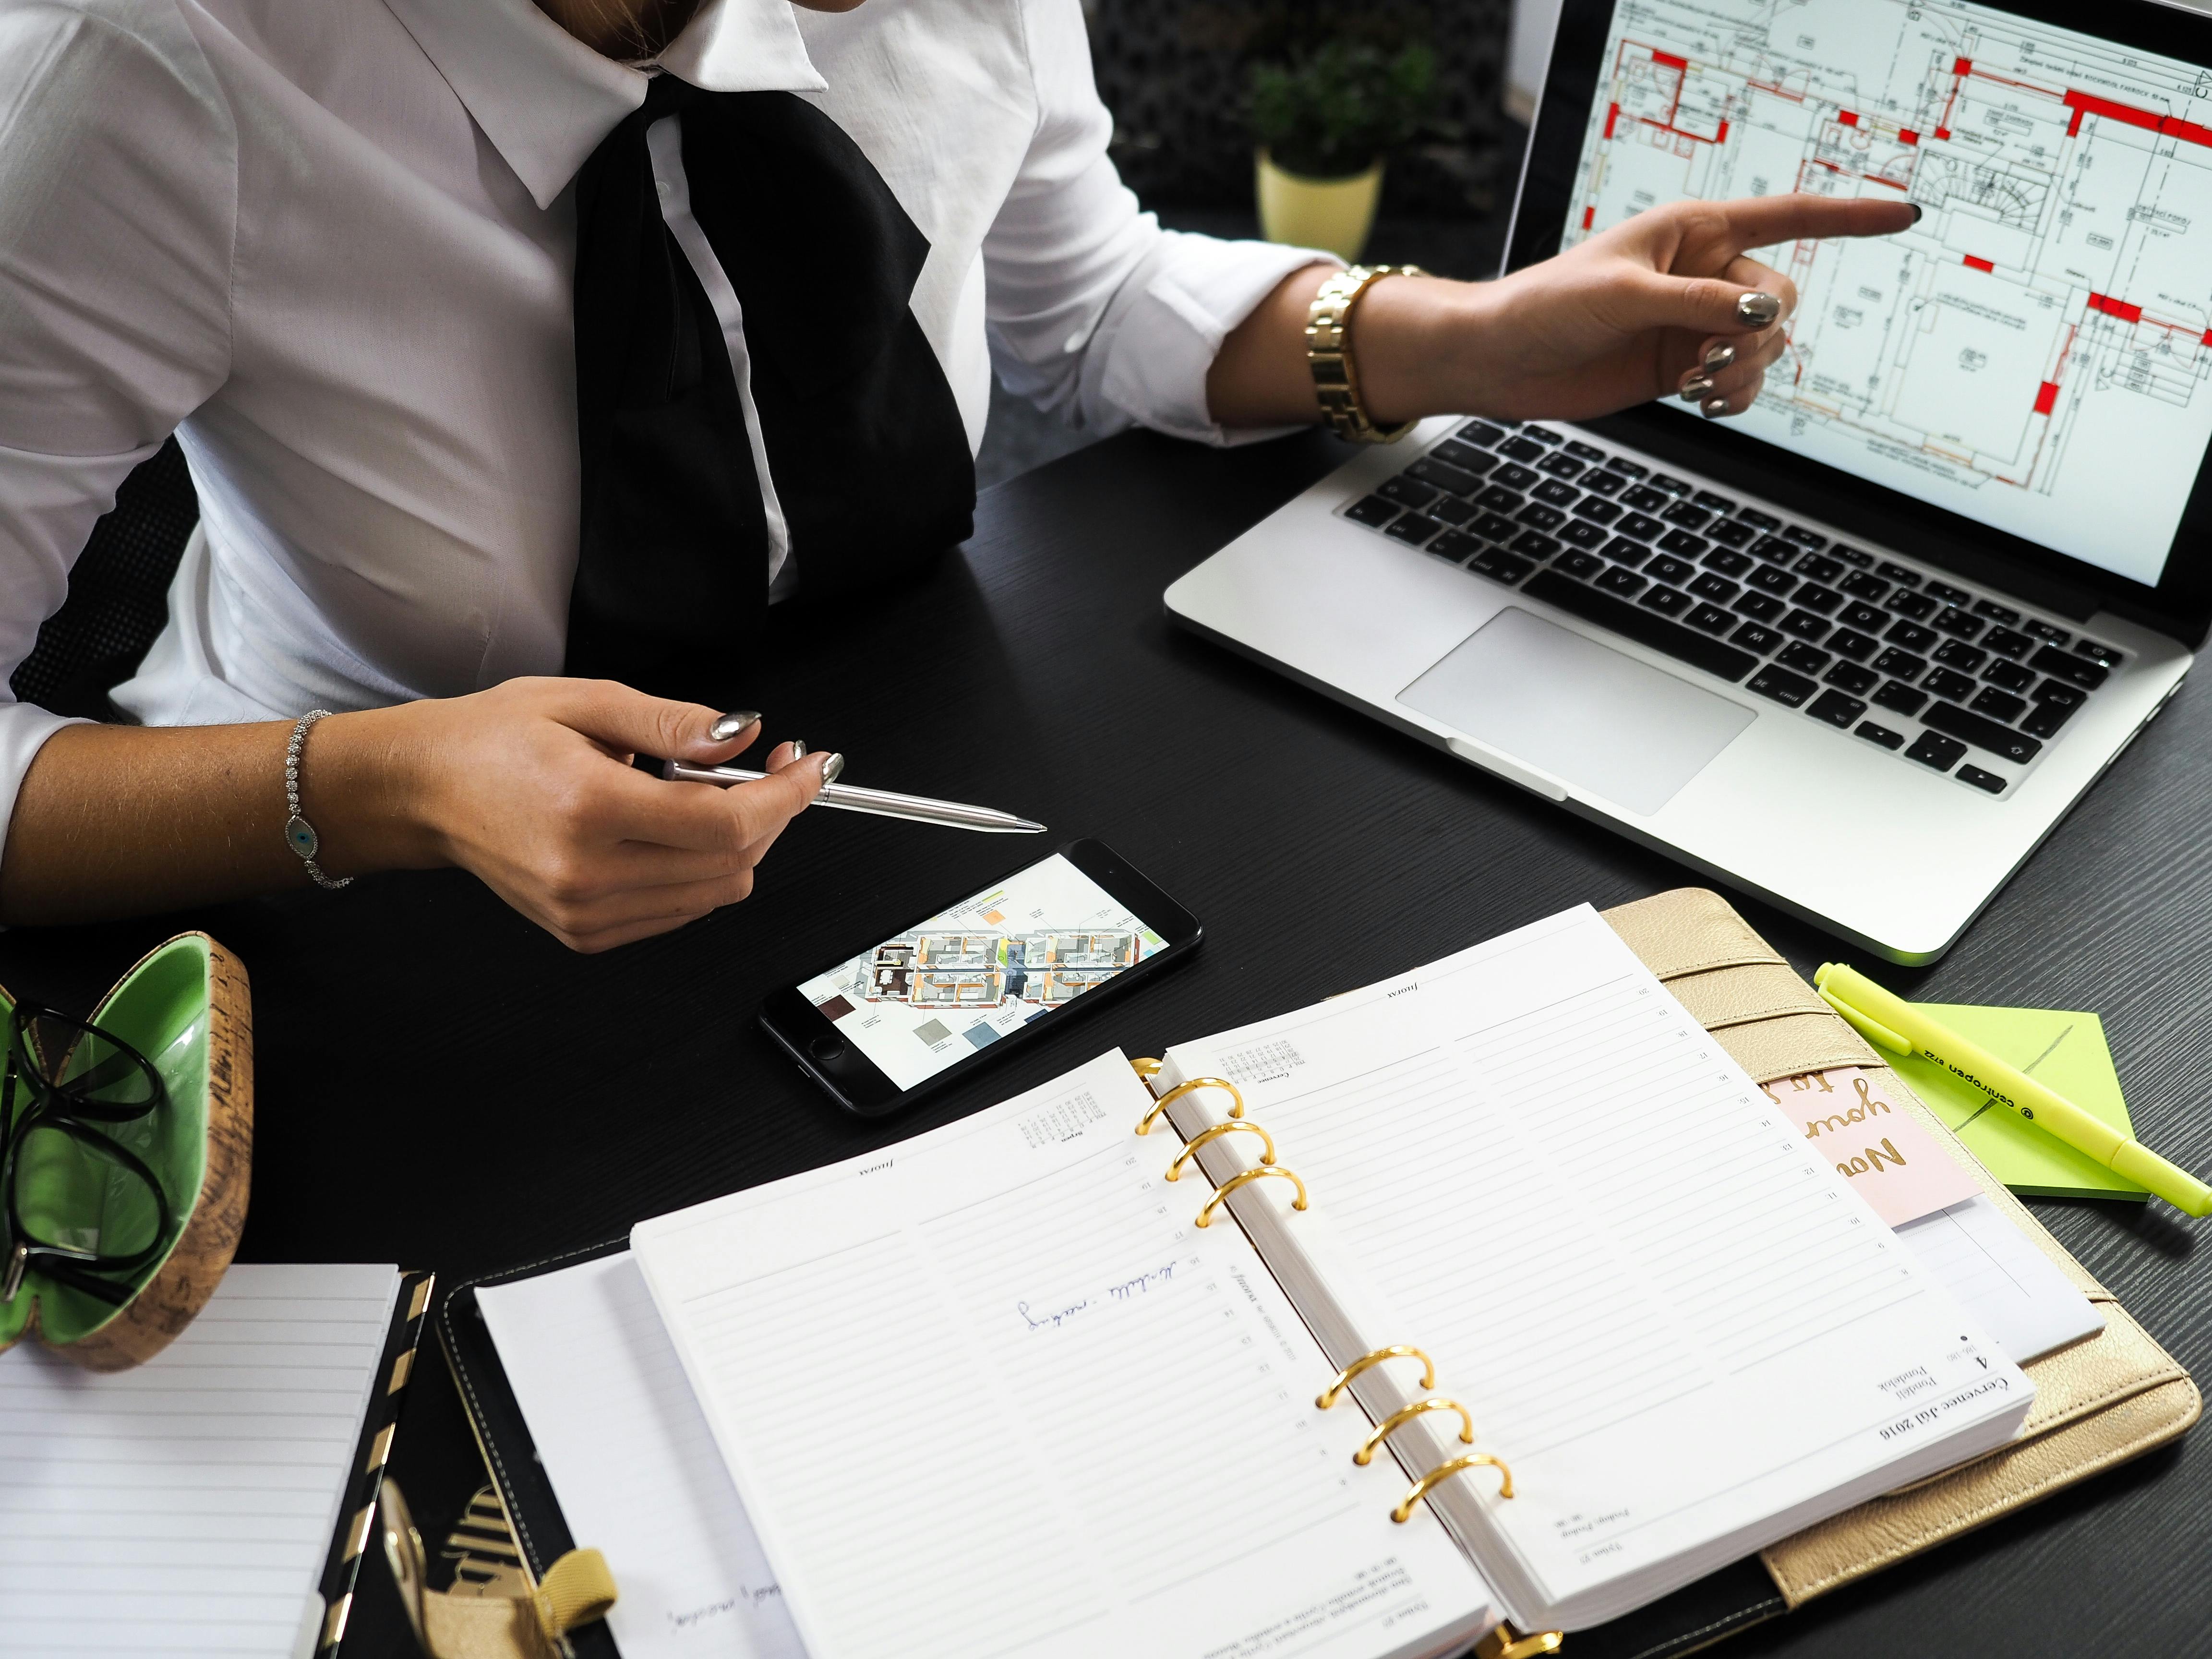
1565, 0, 2212, 583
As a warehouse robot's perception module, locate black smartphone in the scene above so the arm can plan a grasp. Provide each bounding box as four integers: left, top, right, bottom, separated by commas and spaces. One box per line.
759, 838, 1202, 1117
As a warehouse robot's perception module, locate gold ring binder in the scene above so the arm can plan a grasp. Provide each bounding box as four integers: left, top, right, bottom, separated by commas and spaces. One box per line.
1194, 1166, 1308, 1227
1166, 1120, 1276, 1181
1473, 1624, 1565, 1659
1130, 1057, 1164, 1084
1352, 1396, 1475, 1465
1136, 1076, 1245, 1136
1391, 1452, 1514, 1521
1316, 1346, 1435, 1410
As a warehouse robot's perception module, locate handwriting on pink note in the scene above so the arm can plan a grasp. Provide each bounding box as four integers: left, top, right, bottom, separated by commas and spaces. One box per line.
1774, 1066, 1982, 1227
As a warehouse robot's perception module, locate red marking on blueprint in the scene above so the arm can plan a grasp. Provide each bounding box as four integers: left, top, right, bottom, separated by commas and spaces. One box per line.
1899, 128, 1920, 145
2068, 106, 2084, 137
1604, 101, 1620, 139
2064, 89, 2212, 149
1652, 50, 1688, 71
1838, 109, 1859, 127
1935, 126, 1952, 141
2203, 329, 2212, 348
1582, 206, 1596, 230
1863, 173, 1908, 189
2035, 381, 2059, 415
2089, 292, 2144, 324
1953, 57, 1973, 76
1716, 120, 1731, 143
1963, 255, 1995, 272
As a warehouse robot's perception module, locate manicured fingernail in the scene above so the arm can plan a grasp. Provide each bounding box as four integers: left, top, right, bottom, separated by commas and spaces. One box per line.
1910, 204, 1924, 224
1701, 396, 1730, 419
1703, 342, 1736, 372
818, 752, 845, 784
1679, 376, 1714, 403
1737, 291, 1781, 325
790, 739, 807, 759
709, 709, 760, 742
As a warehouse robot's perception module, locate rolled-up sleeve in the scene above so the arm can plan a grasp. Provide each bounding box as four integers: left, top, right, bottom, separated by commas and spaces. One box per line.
983, 0, 1337, 447
0, 3, 235, 861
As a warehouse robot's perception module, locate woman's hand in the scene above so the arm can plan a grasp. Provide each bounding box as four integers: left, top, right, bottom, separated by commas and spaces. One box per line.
1208, 194, 1919, 430
1382, 195, 1917, 423
317, 678, 831, 952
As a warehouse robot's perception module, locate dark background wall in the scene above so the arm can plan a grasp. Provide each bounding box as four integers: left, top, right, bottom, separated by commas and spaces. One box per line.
1087, 0, 1515, 218
978, 0, 1524, 488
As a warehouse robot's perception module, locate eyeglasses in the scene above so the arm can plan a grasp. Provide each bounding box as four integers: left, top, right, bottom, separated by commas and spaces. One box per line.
0, 1004, 171, 1306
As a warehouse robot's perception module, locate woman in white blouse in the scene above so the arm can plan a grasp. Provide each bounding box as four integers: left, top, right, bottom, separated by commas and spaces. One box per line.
0, 0, 1908, 950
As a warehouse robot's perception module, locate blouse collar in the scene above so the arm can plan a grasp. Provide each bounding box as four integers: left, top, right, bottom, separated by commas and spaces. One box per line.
381, 0, 828, 210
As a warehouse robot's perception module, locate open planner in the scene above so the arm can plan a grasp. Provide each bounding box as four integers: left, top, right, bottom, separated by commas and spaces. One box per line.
438, 894, 2193, 1659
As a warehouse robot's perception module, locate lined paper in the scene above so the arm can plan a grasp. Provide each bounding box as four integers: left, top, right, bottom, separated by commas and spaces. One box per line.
478, 1252, 804, 1659
1894, 1195, 2103, 1363
1160, 906, 2032, 1627
0, 1262, 400, 1657
633, 1050, 1495, 1659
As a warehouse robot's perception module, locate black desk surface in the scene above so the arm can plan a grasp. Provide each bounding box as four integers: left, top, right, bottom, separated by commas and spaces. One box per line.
7, 428, 2206, 1656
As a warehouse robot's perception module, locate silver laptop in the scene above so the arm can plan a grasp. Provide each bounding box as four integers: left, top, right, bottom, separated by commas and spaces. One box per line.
1167, 0, 2212, 963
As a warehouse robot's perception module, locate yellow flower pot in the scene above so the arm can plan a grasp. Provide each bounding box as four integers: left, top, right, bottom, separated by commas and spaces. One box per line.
1255, 149, 1384, 263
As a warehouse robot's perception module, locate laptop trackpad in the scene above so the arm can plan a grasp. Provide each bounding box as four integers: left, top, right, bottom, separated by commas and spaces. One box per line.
1398, 606, 1755, 815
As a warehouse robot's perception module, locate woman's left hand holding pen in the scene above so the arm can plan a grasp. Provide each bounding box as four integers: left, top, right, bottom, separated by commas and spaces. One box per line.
0, 678, 834, 954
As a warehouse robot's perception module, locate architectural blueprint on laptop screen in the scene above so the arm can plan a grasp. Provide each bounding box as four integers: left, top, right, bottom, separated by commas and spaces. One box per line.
1558, 0, 2212, 588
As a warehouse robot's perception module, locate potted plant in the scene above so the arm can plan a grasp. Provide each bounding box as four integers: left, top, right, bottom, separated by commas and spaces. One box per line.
1249, 40, 1437, 262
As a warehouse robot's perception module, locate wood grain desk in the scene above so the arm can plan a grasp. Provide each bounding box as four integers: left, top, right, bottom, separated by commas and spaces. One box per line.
3, 427, 2203, 1655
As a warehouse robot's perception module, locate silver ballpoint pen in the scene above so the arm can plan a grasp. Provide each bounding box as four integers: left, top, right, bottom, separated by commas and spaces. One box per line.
661, 759, 1046, 833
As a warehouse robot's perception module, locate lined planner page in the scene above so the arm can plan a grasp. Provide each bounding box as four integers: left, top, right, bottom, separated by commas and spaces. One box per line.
633, 1051, 1496, 1659
1159, 907, 2031, 1628
478, 1251, 805, 1659
0, 1262, 399, 1658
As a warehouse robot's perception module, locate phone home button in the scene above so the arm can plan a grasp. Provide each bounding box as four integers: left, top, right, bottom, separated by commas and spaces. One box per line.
808, 1034, 848, 1064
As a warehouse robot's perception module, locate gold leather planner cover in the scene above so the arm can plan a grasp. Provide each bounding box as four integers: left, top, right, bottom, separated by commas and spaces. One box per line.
1601, 889, 2200, 1620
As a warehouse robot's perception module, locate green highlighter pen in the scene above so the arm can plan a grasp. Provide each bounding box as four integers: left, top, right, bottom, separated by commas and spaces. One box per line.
1815, 962, 2212, 1217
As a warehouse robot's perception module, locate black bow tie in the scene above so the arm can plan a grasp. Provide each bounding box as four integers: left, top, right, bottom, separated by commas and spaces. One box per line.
564, 74, 975, 706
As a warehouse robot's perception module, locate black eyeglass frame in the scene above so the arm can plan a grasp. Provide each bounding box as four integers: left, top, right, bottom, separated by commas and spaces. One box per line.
0, 1003, 173, 1306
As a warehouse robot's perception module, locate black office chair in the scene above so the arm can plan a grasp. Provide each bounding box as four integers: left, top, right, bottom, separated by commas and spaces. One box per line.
9, 439, 200, 721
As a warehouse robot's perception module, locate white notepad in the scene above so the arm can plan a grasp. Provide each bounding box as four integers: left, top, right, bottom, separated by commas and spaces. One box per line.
0, 1262, 401, 1659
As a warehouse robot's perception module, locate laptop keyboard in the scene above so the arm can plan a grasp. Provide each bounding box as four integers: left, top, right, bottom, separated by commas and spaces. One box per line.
1342, 418, 2125, 797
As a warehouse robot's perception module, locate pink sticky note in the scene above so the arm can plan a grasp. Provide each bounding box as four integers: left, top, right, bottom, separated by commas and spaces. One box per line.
1774, 1066, 1983, 1227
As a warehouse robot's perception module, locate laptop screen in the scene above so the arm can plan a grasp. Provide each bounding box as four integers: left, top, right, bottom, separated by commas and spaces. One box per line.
1551, 0, 2212, 593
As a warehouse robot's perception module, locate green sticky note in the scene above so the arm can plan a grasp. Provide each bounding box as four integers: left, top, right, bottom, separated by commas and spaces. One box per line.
1890, 1005, 2146, 1200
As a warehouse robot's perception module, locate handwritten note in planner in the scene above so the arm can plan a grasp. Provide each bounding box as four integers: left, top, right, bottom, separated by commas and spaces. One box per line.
632, 1049, 1495, 1659
0, 1262, 400, 1659
476, 1252, 804, 1659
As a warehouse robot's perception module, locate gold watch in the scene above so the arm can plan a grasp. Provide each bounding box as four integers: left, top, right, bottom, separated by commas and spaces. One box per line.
1305, 264, 1425, 443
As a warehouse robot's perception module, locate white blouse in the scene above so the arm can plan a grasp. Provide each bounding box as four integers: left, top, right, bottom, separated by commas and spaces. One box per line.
0, 0, 1325, 851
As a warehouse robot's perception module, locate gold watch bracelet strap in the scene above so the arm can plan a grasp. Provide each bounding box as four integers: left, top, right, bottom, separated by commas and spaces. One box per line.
1306, 264, 1426, 444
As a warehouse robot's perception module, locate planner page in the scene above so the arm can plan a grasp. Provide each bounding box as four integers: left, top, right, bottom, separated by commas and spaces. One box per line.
478, 1251, 805, 1659
1156, 907, 2032, 1630
0, 1262, 400, 1659
631, 1051, 1497, 1659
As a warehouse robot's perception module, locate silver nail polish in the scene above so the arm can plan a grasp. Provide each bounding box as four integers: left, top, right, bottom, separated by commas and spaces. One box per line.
790, 739, 808, 759
1679, 377, 1714, 403
819, 752, 845, 784
1701, 396, 1730, 419
1736, 291, 1781, 326
709, 709, 760, 742
1703, 342, 1736, 372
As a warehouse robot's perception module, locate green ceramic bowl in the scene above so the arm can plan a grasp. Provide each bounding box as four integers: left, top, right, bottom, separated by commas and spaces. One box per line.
0, 933, 252, 1370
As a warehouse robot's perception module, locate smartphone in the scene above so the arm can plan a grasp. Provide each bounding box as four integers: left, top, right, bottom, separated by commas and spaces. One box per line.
759, 838, 1202, 1117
